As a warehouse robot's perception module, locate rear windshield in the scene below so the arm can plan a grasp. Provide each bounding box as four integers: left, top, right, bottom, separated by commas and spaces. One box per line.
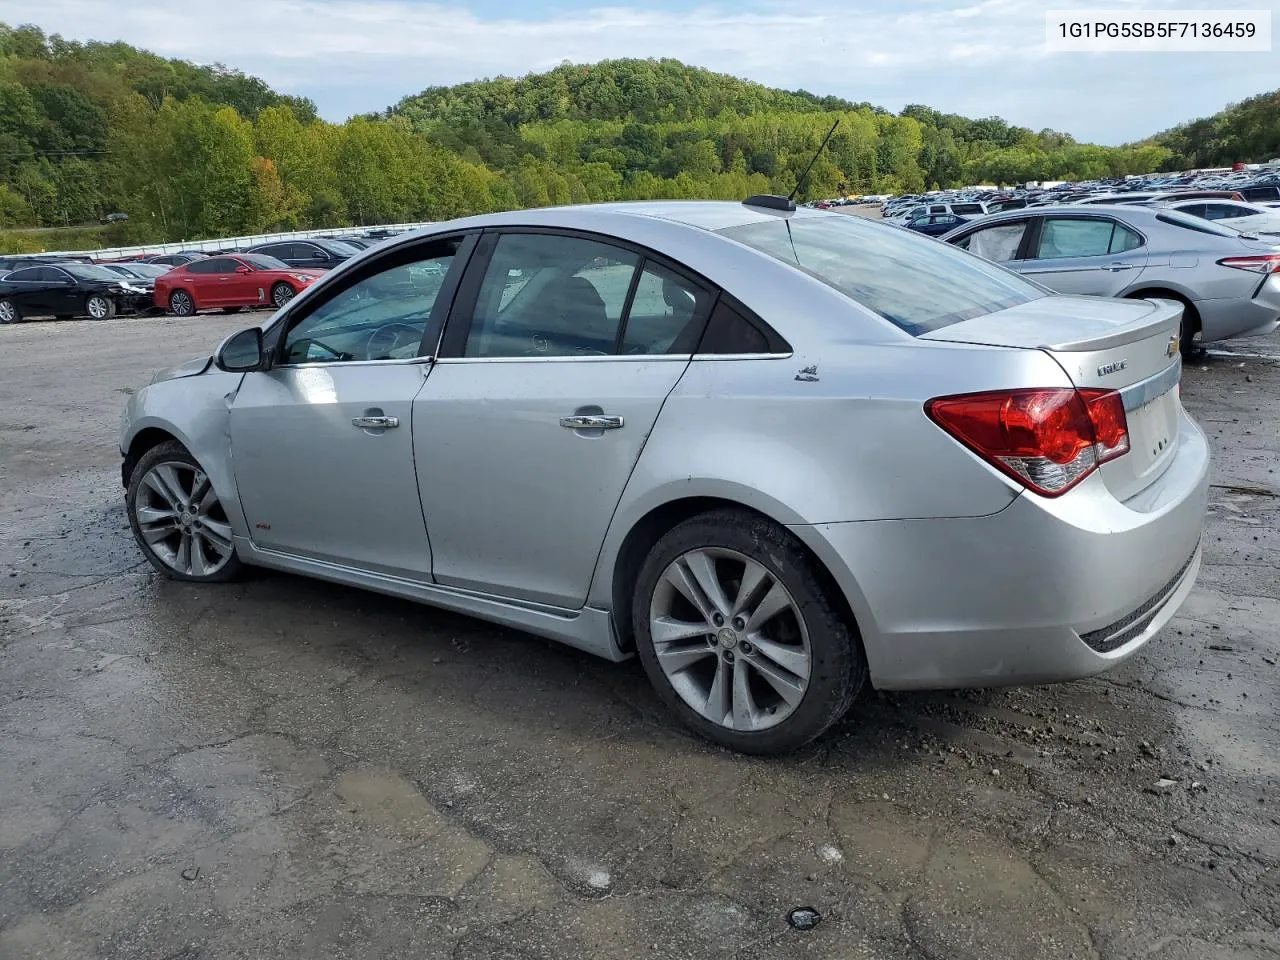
1155, 210, 1240, 237
951, 203, 985, 215
719, 215, 1047, 335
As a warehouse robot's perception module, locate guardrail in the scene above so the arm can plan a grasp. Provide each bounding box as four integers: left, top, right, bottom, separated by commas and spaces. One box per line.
36, 222, 437, 261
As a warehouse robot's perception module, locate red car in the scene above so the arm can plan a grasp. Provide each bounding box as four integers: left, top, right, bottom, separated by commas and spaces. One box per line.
153, 254, 325, 315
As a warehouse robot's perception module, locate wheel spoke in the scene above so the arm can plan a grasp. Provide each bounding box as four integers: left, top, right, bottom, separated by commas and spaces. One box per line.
744, 582, 792, 634
704, 657, 731, 725
663, 561, 718, 624
655, 643, 716, 674
747, 635, 810, 680
136, 505, 177, 526
199, 518, 234, 552
175, 530, 191, 574
731, 659, 760, 730
730, 559, 771, 619
743, 653, 806, 707
141, 521, 178, 545
189, 534, 208, 577
190, 471, 212, 511
683, 549, 731, 617
153, 464, 190, 509
651, 616, 712, 645
142, 470, 183, 511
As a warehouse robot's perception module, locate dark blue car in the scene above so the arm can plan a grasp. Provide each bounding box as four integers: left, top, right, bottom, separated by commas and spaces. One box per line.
904, 213, 972, 236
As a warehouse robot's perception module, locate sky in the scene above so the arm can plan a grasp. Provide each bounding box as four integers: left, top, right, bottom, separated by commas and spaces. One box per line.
3, 0, 1278, 145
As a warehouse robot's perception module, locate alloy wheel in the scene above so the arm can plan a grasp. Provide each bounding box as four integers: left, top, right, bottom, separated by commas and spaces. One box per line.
87, 296, 110, 319
133, 461, 235, 577
170, 292, 193, 316
272, 284, 295, 308
0, 301, 16, 324
648, 547, 811, 732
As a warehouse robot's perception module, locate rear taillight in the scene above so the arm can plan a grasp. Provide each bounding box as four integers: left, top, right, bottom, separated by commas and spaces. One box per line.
925, 388, 1130, 497
1218, 254, 1280, 274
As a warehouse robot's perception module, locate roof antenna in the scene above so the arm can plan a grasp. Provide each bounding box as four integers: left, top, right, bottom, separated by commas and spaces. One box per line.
743, 118, 840, 213
789, 119, 840, 203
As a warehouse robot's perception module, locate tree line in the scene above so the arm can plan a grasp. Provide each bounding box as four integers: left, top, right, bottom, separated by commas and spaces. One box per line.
0, 21, 1271, 252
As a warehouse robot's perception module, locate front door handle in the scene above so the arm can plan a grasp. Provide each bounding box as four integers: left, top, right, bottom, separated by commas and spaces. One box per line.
1106, 263, 1135, 271
559, 414, 624, 430
352, 416, 399, 429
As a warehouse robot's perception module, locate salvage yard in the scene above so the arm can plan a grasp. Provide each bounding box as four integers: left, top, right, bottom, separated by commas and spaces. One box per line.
1, 315, 1278, 959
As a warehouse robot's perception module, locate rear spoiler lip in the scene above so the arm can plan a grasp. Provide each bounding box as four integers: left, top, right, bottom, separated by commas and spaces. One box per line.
921, 297, 1182, 353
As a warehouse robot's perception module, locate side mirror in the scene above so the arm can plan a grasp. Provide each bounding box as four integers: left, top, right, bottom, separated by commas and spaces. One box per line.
215, 327, 266, 372
236, 265, 251, 274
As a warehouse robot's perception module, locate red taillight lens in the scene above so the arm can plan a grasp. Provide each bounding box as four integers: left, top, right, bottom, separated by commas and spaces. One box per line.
925, 388, 1130, 497
1218, 254, 1280, 274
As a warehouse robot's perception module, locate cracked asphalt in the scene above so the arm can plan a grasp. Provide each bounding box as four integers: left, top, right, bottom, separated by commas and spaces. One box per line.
1, 314, 1278, 960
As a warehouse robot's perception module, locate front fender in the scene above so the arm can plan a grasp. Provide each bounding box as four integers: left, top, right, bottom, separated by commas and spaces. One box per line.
121, 371, 250, 540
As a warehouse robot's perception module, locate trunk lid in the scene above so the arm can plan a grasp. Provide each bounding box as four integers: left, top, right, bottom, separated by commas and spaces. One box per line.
923, 294, 1184, 501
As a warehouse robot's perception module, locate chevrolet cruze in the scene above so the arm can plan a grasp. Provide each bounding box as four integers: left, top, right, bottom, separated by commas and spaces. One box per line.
120, 200, 1209, 753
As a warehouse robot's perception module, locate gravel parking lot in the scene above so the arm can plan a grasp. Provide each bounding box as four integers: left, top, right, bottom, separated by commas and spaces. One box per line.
1, 314, 1278, 960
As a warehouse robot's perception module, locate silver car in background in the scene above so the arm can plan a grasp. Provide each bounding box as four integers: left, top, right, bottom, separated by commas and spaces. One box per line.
941, 204, 1280, 351
120, 201, 1209, 754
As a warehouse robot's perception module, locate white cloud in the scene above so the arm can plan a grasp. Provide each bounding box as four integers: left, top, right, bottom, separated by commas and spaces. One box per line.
2, 0, 1277, 143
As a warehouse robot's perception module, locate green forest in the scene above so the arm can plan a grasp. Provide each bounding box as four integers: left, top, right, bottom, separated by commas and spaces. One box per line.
0, 20, 1275, 252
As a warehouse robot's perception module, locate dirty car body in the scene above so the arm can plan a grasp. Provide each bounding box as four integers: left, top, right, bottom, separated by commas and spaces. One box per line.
120, 201, 1210, 753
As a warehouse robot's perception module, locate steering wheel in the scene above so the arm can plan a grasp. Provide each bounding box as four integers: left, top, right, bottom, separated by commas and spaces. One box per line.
295, 337, 352, 361
365, 323, 422, 360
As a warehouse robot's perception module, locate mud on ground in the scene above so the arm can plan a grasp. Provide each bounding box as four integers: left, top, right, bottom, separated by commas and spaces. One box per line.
1, 315, 1277, 959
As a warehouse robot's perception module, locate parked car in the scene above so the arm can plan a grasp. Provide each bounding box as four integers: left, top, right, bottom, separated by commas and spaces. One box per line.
119, 200, 1208, 754
246, 238, 360, 270
153, 254, 325, 315
903, 212, 971, 236
99, 212, 129, 224
144, 253, 207, 268
0, 262, 152, 323
941, 205, 1280, 352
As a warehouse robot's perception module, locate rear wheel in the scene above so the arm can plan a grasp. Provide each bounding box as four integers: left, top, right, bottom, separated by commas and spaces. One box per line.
0, 299, 20, 324
86, 294, 116, 321
632, 509, 865, 754
271, 282, 296, 309
126, 441, 242, 583
1126, 291, 1200, 357
169, 290, 195, 316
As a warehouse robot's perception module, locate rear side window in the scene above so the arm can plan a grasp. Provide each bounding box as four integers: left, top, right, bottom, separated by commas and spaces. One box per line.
1156, 210, 1240, 237
720, 216, 1046, 335
186, 259, 220, 274
697, 299, 769, 354
952, 221, 1027, 262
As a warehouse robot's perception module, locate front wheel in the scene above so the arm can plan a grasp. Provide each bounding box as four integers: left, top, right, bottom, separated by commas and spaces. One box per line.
126, 441, 243, 583
86, 294, 116, 321
271, 282, 296, 309
0, 298, 20, 324
632, 509, 866, 754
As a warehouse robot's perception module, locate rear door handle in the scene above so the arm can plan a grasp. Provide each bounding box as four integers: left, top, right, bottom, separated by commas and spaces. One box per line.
352, 416, 399, 429
560, 415, 624, 430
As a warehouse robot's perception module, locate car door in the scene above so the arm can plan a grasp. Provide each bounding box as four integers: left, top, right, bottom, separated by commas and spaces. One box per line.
228, 234, 472, 578
293, 242, 331, 270
1015, 215, 1148, 296
414, 230, 716, 608
45, 267, 85, 315
3, 267, 51, 314
219, 258, 262, 306
199, 258, 245, 307
254, 243, 296, 268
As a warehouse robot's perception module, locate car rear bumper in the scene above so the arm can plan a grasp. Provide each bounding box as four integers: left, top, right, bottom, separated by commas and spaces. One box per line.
1194, 276, 1280, 342
791, 407, 1210, 690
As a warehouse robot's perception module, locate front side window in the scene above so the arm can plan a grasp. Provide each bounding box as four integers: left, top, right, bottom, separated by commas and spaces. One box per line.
953, 221, 1028, 262
463, 233, 639, 358
721, 216, 1046, 335
280, 239, 460, 364
1035, 218, 1141, 259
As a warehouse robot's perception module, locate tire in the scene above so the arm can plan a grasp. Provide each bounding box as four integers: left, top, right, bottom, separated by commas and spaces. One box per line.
1125, 291, 1200, 358
126, 440, 243, 583
632, 508, 865, 754
169, 290, 196, 316
270, 282, 296, 309
0, 298, 20, 324
86, 294, 116, 321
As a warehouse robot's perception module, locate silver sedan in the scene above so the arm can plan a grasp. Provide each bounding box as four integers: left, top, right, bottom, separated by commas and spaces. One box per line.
940, 204, 1280, 351
120, 201, 1209, 754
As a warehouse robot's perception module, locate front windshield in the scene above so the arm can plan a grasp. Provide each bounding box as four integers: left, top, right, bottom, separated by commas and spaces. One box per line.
719, 215, 1047, 335
63, 263, 126, 282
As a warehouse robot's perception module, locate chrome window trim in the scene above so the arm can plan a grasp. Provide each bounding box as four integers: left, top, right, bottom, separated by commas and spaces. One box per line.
1119, 357, 1181, 413
273, 356, 435, 370
431, 351, 793, 365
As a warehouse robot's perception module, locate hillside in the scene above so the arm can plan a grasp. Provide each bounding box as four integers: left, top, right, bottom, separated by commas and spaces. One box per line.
1154, 89, 1280, 167
0, 22, 1267, 252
